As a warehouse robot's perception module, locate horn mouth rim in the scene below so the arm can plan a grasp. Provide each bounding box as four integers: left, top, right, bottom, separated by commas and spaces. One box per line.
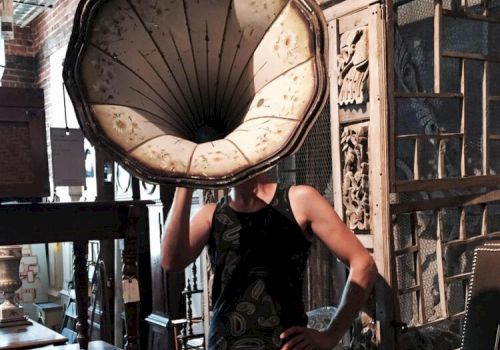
63, 0, 329, 189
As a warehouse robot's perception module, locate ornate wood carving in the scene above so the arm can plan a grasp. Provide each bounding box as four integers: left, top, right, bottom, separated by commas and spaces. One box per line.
341, 125, 370, 231
337, 27, 369, 106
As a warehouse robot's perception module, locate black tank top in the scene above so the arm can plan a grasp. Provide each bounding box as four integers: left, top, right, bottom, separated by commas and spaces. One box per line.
207, 184, 311, 350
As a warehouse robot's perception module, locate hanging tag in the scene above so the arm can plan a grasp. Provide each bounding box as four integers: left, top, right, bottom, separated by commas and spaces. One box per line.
122, 278, 140, 304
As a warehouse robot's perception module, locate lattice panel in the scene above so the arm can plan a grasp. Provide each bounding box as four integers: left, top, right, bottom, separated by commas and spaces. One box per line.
391, 0, 500, 337
393, 200, 500, 329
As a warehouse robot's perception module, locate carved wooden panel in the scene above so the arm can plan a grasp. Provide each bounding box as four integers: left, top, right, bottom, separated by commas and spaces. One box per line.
337, 27, 369, 106
341, 123, 370, 232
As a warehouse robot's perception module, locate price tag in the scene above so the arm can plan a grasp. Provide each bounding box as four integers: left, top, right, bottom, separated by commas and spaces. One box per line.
122, 278, 140, 304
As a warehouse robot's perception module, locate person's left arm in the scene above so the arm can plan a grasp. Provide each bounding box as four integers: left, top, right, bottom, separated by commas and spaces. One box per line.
281, 185, 378, 350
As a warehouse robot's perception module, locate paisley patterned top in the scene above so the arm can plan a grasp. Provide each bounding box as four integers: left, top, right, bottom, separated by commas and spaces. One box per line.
207, 184, 311, 350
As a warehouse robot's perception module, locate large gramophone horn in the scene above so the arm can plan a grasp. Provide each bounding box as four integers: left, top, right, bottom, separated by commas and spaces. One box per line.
63, 0, 328, 188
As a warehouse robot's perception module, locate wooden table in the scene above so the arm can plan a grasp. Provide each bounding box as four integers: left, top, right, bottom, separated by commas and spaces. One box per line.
30, 340, 121, 350
0, 319, 67, 349
0, 201, 153, 350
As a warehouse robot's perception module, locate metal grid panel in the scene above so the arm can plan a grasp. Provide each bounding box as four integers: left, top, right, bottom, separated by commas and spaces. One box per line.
276, 101, 340, 310
277, 101, 333, 198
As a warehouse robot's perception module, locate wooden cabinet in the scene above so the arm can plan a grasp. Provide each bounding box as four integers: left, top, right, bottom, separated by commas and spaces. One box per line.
0, 87, 49, 199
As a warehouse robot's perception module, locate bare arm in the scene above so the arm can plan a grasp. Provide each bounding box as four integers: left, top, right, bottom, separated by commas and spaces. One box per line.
282, 185, 378, 350
160, 188, 215, 272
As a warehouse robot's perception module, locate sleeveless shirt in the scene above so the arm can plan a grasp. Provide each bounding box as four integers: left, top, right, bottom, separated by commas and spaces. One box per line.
206, 184, 311, 350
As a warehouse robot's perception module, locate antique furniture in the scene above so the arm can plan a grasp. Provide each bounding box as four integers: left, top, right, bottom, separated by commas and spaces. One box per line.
0, 87, 49, 199
0, 201, 153, 350
35, 303, 64, 332
325, 0, 500, 348
0, 318, 67, 349
461, 242, 500, 350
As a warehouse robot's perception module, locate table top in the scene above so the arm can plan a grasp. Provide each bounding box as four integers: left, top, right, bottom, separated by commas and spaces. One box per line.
0, 200, 153, 245
29, 341, 121, 350
0, 319, 67, 349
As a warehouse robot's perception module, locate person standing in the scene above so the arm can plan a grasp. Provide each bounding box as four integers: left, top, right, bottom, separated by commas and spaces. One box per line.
161, 173, 377, 350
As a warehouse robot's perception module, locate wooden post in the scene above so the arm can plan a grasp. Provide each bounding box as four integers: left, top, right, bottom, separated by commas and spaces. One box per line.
122, 206, 141, 350
435, 210, 449, 318
73, 241, 89, 350
368, 4, 396, 349
434, 0, 443, 93
482, 61, 490, 175
460, 59, 468, 177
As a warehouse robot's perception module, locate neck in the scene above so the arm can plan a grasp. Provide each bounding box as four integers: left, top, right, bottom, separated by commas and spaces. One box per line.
231, 175, 274, 208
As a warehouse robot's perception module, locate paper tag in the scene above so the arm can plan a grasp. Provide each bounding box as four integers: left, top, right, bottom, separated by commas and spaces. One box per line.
122, 278, 140, 304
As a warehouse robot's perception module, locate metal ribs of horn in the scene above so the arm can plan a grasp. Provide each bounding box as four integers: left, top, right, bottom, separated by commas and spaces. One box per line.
64, 0, 329, 188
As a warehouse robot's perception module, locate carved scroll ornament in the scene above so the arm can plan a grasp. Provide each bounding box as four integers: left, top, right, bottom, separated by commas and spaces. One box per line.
337, 28, 369, 106
341, 126, 369, 231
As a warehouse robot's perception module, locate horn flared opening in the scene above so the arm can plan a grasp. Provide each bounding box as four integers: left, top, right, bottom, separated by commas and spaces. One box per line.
64, 0, 329, 188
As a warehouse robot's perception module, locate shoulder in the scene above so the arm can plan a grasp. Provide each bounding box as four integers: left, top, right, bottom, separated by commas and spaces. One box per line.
192, 202, 217, 225
288, 184, 323, 202
288, 185, 335, 220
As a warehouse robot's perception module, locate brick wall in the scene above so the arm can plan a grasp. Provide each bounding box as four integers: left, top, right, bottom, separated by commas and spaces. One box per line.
31, 0, 79, 124
1, 0, 79, 114
1, 26, 37, 88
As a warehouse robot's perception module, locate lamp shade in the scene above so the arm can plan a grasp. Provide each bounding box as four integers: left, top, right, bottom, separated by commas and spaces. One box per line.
63, 0, 328, 188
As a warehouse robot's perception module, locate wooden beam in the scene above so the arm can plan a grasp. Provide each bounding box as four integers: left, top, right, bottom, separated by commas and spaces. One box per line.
394, 92, 463, 99
394, 174, 500, 193
434, 0, 443, 93
483, 61, 490, 175
443, 50, 500, 63
414, 213, 426, 323
437, 139, 447, 179
442, 230, 500, 248
398, 284, 421, 295
387, 0, 397, 194
414, 138, 421, 180
442, 9, 500, 22
0, 201, 153, 245
445, 272, 473, 283
435, 210, 449, 318
391, 189, 500, 214
368, 4, 397, 349
407, 311, 466, 331
322, 0, 379, 21
459, 207, 466, 240
329, 19, 344, 219
481, 204, 490, 235
461, 59, 468, 177
394, 244, 419, 257
397, 132, 463, 140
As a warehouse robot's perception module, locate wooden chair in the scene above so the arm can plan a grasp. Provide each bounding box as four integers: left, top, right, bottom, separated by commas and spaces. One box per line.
461, 242, 500, 350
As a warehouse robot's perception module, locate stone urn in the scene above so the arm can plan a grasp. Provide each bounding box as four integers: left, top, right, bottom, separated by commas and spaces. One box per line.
0, 246, 30, 327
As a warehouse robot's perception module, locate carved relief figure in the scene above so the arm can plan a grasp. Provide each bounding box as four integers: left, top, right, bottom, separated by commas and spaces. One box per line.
337, 28, 369, 105
341, 126, 369, 231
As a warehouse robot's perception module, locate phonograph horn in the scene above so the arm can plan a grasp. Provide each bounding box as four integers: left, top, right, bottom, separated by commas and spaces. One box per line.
63, 0, 329, 188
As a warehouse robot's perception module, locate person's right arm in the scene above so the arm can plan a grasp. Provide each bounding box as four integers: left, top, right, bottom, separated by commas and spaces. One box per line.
160, 187, 215, 272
